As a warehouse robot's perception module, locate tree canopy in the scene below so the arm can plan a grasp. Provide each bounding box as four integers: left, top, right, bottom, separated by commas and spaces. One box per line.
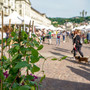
48, 16, 90, 27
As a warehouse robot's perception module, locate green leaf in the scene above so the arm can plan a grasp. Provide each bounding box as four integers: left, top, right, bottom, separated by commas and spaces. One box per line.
26, 56, 29, 62
12, 43, 19, 46
25, 75, 34, 81
31, 34, 36, 37
33, 40, 39, 47
28, 42, 34, 47
18, 85, 31, 90
12, 53, 19, 61
31, 49, 38, 57
15, 45, 20, 50
21, 30, 28, 39
30, 55, 39, 63
0, 70, 4, 80
20, 46, 26, 55
1, 56, 7, 62
31, 65, 40, 74
0, 38, 6, 44
51, 58, 58, 61
11, 31, 17, 37
37, 45, 43, 50
14, 61, 29, 69
22, 40, 28, 44
7, 37, 12, 43
40, 75, 45, 83
59, 56, 67, 61
31, 86, 36, 90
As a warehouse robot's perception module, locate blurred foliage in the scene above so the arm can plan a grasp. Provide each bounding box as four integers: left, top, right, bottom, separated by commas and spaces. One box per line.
48, 16, 90, 27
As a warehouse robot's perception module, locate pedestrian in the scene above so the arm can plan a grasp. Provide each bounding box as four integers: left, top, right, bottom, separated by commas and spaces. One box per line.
87, 31, 90, 43
62, 31, 66, 43
47, 30, 52, 45
56, 31, 60, 45
66, 31, 70, 42
73, 30, 84, 58
42, 29, 46, 43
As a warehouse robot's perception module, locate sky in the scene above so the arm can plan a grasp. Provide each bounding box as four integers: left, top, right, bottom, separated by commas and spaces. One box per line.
30, 0, 90, 18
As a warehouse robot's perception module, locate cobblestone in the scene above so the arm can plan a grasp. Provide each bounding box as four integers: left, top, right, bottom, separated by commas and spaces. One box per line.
36, 38, 90, 90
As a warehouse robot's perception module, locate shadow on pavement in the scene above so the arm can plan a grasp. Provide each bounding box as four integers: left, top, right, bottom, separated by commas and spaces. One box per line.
66, 58, 90, 67
39, 77, 90, 90
79, 66, 90, 72
67, 66, 90, 81
49, 51, 65, 57
53, 47, 71, 53
83, 45, 90, 49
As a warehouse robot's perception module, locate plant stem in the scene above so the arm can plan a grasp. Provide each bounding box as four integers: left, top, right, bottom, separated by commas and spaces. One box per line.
10, 71, 20, 89
1, 10, 3, 90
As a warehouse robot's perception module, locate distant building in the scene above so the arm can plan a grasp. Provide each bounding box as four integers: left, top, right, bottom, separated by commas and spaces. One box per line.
53, 21, 58, 24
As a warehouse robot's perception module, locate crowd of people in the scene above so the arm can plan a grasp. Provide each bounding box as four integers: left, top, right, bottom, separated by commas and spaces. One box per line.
35, 29, 71, 45
0, 25, 90, 59
34, 28, 90, 59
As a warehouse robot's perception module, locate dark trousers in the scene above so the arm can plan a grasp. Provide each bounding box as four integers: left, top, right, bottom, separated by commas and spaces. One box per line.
74, 46, 83, 57
43, 36, 45, 42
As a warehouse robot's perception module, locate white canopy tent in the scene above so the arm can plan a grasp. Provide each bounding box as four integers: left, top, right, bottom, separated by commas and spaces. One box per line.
24, 16, 32, 25
5, 11, 24, 25
85, 25, 90, 31
56, 27, 64, 31
35, 25, 48, 30
72, 25, 86, 31
47, 25, 56, 30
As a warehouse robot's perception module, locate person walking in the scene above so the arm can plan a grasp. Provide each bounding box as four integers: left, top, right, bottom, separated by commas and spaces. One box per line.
62, 31, 66, 43
73, 30, 84, 57
56, 31, 60, 45
66, 31, 70, 42
42, 29, 46, 43
47, 30, 52, 45
87, 31, 90, 43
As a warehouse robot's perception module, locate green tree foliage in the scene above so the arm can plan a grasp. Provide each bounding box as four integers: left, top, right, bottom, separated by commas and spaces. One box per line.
48, 16, 90, 26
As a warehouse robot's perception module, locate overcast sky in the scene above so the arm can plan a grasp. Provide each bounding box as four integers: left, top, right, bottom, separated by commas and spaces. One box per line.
30, 0, 90, 18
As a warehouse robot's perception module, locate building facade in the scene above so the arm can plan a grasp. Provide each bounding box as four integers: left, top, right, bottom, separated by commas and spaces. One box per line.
0, 0, 15, 16
15, 0, 51, 27
0, 0, 51, 27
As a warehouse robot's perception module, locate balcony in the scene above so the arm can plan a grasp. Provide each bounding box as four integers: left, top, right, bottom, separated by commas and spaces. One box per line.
3, 3, 8, 8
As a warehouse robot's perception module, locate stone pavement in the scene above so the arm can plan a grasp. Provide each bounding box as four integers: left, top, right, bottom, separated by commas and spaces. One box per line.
36, 38, 90, 90
1, 37, 90, 90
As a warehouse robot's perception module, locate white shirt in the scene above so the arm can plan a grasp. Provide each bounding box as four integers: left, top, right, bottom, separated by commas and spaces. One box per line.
29, 32, 32, 38
0, 31, 7, 40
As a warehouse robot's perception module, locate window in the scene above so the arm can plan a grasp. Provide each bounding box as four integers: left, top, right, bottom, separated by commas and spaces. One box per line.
19, 10, 22, 15
20, 4, 22, 8
4, 0, 6, 3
